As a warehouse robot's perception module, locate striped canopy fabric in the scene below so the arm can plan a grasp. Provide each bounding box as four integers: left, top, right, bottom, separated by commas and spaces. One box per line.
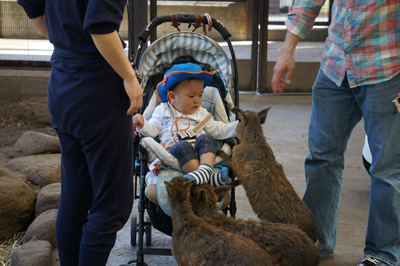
138, 31, 235, 108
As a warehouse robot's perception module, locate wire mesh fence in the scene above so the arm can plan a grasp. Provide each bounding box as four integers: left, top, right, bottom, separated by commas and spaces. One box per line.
0, 0, 329, 63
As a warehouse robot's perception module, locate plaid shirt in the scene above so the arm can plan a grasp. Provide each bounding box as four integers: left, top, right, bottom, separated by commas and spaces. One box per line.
286, 0, 400, 88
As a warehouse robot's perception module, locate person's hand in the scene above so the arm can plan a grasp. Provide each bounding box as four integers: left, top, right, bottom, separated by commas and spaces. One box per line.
132, 114, 144, 130
124, 77, 143, 115
91, 31, 144, 114
271, 52, 295, 93
271, 31, 300, 93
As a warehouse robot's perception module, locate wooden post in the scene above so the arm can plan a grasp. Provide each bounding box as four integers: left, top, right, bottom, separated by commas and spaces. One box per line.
257, 0, 269, 93
131, 0, 148, 61
246, 0, 254, 40
250, 0, 259, 91
150, 0, 157, 42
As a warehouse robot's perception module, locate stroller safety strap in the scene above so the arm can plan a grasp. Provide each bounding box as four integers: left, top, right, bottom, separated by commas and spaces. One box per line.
165, 112, 213, 151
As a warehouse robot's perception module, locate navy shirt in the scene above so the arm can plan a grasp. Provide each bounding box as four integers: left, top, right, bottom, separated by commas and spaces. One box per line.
17, 0, 127, 55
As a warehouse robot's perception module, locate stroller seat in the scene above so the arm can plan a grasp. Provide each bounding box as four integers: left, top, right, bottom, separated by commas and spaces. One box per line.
122, 12, 240, 266
141, 86, 233, 217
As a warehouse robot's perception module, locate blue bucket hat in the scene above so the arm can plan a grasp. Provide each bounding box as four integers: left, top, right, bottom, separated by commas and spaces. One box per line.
156, 63, 216, 103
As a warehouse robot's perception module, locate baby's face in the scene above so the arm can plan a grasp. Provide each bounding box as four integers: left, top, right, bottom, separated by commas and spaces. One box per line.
169, 79, 204, 114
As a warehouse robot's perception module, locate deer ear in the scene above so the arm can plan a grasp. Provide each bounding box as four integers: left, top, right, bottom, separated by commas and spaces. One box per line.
164, 181, 173, 196
257, 107, 271, 125
187, 179, 196, 186
184, 180, 196, 199
184, 180, 196, 191
213, 185, 233, 202
236, 107, 247, 125
199, 189, 207, 202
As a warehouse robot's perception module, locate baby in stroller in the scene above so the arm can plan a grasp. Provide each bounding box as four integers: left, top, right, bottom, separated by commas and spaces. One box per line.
133, 62, 238, 208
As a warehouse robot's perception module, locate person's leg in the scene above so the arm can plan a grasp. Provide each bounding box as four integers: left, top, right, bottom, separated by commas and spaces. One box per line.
54, 126, 93, 266
356, 74, 400, 266
195, 134, 228, 186
78, 94, 134, 266
145, 184, 159, 205
49, 53, 134, 266
195, 134, 216, 167
169, 140, 211, 184
48, 54, 94, 266
303, 69, 363, 259
170, 140, 199, 173
169, 135, 227, 185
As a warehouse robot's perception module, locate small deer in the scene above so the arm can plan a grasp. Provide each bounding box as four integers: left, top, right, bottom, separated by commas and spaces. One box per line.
164, 176, 273, 266
189, 182, 320, 266
217, 107, 319, 243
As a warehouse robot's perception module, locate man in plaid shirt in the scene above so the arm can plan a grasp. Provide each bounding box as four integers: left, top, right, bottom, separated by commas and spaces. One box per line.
272, 1, 400, 266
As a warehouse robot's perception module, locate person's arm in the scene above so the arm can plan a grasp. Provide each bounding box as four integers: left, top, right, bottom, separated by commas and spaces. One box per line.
271, 31, 300, 93
202, 107, 239, 140
31, 14, 48, 38
136, 106, 164, 138
271, 0, 326, 93
91, 31, 143, 115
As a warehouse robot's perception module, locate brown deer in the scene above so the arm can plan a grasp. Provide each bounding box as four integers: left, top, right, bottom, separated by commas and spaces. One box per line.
189, 182, 320, 266
164, 176, 273, 266
217, 107, 319, 243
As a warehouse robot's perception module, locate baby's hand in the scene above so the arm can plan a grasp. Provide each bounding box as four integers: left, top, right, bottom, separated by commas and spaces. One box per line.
132, 114, 144, 130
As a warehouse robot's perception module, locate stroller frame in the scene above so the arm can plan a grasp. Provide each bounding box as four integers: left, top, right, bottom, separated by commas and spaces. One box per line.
120, 12, 240, 266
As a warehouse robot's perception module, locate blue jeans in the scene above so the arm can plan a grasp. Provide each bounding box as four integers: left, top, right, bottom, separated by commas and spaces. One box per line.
169, 134, 216, 167
303, 69, 400, 265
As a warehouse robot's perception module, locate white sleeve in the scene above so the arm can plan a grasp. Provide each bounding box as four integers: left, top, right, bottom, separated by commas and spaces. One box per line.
137, 106, 164, 138
202, 106, 238, 140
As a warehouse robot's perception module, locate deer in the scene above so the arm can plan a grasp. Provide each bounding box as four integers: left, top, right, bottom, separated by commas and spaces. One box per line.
216, 107, 319, 243
164, 176, 273, 266
189, 181, 320, 266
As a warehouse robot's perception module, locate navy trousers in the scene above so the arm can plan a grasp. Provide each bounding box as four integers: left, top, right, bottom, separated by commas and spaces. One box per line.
48, 50, 134, 266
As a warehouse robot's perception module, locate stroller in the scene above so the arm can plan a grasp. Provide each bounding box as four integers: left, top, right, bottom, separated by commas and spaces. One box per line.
123, 13, 240, 266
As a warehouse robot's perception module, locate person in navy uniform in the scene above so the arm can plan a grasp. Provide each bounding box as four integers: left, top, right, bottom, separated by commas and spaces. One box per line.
17, 0, 143, 265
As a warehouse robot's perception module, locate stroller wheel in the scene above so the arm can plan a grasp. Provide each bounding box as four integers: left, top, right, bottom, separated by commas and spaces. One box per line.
131, 216, 137, 246
145, 216, 152, 246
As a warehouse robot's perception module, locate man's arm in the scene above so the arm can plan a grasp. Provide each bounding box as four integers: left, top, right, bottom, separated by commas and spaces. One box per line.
271, 31, 301, 93
271, 0, 326, 93
91, 31, 143, 115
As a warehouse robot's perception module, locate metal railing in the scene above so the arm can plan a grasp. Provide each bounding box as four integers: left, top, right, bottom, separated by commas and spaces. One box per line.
0, 0, 331, 66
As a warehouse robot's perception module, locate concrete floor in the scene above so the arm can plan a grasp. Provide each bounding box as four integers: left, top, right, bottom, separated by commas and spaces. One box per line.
107, 93, 370, 266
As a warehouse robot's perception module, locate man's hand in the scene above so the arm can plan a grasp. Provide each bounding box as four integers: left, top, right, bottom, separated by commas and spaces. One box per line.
271, 31, 300, 93
272, 53, 295, 93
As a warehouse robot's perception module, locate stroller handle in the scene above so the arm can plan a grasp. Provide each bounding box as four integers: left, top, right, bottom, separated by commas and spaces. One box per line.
137, 13, 232, 42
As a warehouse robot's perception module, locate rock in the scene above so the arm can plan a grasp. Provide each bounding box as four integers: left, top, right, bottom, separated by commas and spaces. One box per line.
0, 167, 28, 182
5, 154, 61, 187
0, 168, 35, 241
52, 249, 60, 266
24, 209, 57, 248
8, 131, 60, 158
11, 240, 52, 266
36, 183, 61, 216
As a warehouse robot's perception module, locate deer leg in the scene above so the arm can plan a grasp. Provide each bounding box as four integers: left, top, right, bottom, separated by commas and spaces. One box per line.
216, 149, 233, 168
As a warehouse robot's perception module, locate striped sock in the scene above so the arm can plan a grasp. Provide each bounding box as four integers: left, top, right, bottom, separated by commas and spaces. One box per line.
210, 167, 228, 187
184, 163, 212, 185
